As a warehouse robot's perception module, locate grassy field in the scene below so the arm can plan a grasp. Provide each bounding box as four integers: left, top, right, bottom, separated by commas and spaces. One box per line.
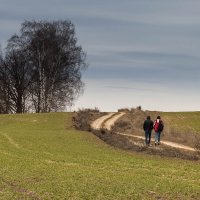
161, 112, 200, 146
162, 112, 200, 133
0, 113, 200, 199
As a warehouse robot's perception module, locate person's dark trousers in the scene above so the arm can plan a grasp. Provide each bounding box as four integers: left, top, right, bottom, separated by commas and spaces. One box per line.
145, 130, 151, 145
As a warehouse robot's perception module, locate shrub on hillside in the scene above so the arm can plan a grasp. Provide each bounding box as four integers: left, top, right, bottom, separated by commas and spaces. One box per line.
73, 108, 101, 131
118, 106, 143, 113
118, 108, 130, 113
136, 105, 142, 110
112, 119, 132, 132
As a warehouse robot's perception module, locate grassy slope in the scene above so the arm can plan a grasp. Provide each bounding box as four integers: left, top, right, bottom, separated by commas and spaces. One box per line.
0, 113, 199, 199
162, 112, 200, 133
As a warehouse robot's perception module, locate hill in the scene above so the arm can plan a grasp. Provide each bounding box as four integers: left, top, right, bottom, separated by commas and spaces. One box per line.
162, 112, 200, 145
0, 113, 199, 199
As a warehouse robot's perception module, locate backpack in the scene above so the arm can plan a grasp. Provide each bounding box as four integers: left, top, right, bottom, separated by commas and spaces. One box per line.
154, 120, 164, 132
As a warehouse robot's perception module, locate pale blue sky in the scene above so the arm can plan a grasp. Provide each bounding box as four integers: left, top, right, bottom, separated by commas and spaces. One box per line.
0, 0, 200, 111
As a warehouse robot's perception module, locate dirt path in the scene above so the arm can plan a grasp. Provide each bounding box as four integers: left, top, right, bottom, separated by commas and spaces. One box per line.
115, 133, 196, 151
91, 112, 196, 152
103, 112, 126, 130
91, 112, 115, 130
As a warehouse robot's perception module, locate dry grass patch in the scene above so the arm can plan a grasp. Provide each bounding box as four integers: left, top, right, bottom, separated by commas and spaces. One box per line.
73, 108, 105, 131
93, 128, 200, 160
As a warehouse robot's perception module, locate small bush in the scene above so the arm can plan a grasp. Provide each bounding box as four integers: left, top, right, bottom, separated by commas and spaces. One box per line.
73, 108, 102, 131
136, 105, 142, 110
118, 108, 130, 113
113, 119, 132, 132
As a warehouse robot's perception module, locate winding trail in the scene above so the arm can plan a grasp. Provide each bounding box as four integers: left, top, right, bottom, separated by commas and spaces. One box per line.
91, 112, 115, 130
103, 112, 126, 130
115, 133, 196, 151
91, 112, 196, 152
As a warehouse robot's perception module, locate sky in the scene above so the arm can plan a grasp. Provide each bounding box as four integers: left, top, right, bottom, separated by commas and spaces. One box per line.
0, 0, 200, 112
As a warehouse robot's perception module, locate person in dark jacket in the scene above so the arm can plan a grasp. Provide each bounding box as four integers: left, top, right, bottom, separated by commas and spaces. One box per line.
143, 116, 154, 145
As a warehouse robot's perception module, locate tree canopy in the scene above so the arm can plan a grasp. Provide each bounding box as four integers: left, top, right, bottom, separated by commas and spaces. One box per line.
0, 20, 87, 113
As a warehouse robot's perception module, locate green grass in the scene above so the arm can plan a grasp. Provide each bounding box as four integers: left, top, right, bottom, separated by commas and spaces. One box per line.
162, 112, 200, 133
0, 112, 200, 199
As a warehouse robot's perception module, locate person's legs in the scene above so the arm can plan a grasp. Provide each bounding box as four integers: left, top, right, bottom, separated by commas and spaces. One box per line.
158, 132, 161, 144
148, 131, 152, 144
145, 131, 148, 145
155, 132, 158, 145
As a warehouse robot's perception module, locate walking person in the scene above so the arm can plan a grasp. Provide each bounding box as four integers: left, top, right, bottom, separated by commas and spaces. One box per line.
154, 116, 164, 145
143, 116, 153, 145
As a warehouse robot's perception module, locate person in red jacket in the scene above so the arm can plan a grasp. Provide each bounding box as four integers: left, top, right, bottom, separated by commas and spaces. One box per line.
153, 116, 164, 145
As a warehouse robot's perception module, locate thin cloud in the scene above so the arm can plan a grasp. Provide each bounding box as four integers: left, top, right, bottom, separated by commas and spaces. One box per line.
104, 86, 154, 92
117, 51, 197, 60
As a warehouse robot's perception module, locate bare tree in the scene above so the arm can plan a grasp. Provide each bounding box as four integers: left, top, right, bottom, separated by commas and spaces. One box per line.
21, 20, 87, 112
0, 48, 33, 113
0, 20, 87, 113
